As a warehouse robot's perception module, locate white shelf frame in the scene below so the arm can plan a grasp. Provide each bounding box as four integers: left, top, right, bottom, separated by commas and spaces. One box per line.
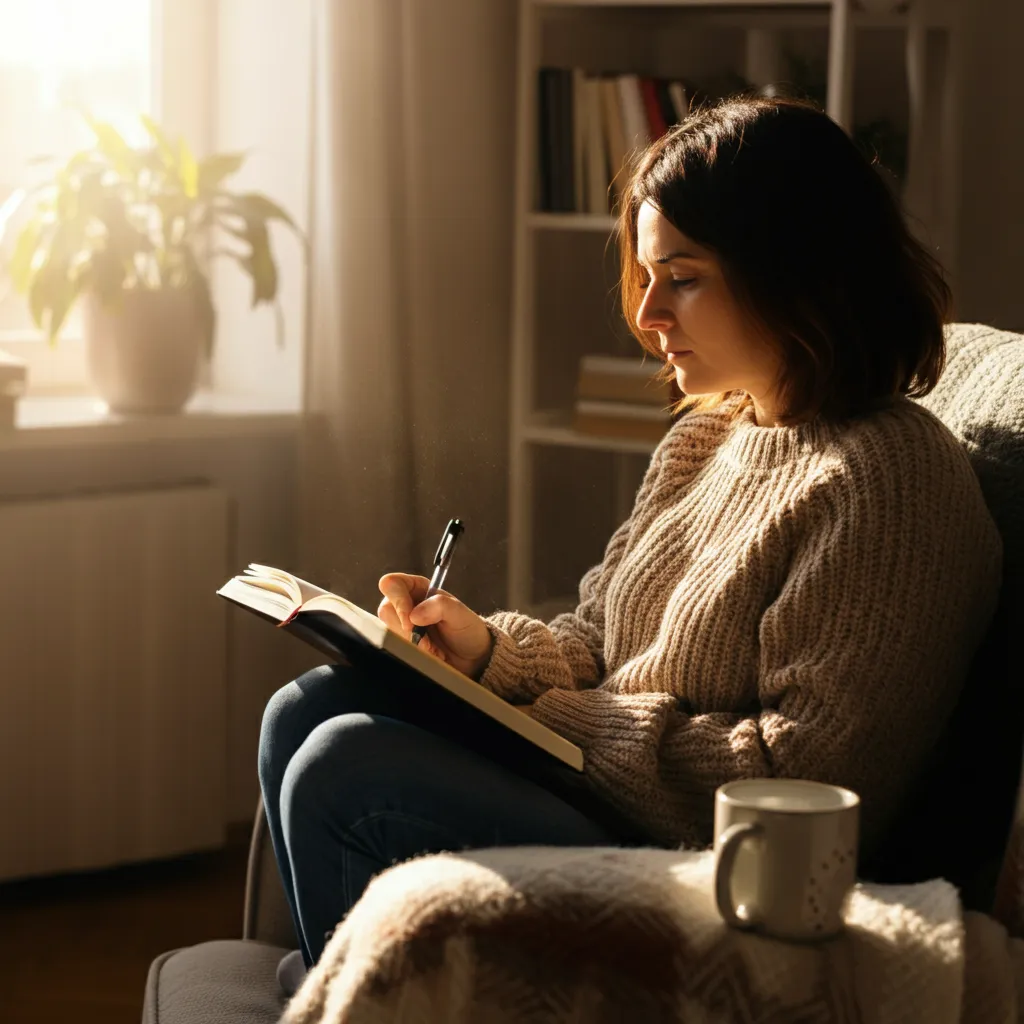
507, 0, 963, 610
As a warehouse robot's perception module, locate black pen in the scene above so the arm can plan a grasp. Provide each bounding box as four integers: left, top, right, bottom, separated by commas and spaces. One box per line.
411, 518, 464, 646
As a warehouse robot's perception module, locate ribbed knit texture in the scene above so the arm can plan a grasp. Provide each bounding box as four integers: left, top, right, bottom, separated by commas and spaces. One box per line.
480, 391, 1003, 853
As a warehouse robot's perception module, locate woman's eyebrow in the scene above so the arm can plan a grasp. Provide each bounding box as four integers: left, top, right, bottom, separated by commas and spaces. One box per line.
653, 249, 704, 263
638, 249, 706, 265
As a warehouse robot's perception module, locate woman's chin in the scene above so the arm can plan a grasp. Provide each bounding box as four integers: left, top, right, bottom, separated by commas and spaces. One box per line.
674, 367, 712, 395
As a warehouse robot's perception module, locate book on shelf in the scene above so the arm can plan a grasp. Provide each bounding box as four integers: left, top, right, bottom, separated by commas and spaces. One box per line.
598, 78, 627, 205
218, 564, 584, 773
572, 67, 588, 214
584, 77, 611, 214
537, 68, 555, 211
573, 399, 674, 443
668, 81, 690, 124
537, 69, 693, 215
576, 354, 678, 406
616, 73, 651, 156
538, 68, 574, 212
655, 79, 676, 132
639, 77, 667, 140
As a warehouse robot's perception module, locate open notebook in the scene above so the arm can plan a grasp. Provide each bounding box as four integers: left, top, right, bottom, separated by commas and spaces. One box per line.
217, 564, 584, 772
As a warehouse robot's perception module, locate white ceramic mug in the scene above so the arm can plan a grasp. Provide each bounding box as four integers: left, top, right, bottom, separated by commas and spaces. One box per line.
713, 778, 860, 941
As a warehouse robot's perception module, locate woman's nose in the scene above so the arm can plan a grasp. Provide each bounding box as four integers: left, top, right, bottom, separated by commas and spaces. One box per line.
635, 283, 674, 334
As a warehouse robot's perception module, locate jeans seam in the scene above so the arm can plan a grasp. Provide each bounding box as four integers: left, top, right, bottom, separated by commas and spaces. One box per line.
314, 810, 470, 962
346, 809, 473, 861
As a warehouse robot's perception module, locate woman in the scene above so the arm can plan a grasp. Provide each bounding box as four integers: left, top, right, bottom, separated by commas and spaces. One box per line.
259, 95, 1002, 971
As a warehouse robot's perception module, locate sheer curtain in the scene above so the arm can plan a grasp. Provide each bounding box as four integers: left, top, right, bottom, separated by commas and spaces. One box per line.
301, 0, 517, 614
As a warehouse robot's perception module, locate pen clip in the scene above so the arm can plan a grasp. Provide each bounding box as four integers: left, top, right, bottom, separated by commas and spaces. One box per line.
433, 518, 463, 567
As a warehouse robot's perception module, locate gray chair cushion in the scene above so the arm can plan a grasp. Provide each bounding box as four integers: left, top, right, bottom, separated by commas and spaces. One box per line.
866, 322, 1024, 903
142, 940, 292, 1024
917, 322, 1024, 591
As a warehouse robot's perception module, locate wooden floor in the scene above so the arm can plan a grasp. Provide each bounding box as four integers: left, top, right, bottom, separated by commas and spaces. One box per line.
0, 829, 251, 1024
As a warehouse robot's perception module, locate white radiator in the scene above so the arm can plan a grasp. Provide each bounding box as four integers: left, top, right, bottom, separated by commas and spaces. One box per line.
0, 484, 230, 881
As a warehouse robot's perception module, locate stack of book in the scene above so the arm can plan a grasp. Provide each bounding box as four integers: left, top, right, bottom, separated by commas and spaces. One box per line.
538, 69, 692, 214
572, 355, 679, 443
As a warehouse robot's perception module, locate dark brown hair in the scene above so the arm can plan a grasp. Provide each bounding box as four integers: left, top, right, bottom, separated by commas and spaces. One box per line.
618, 93, 951, 424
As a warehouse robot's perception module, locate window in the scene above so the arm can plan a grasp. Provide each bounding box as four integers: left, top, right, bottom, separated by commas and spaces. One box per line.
0, 0, 213, 394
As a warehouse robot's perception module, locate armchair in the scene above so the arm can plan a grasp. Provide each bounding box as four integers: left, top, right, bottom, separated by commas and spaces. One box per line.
142, 322, 1024, 1024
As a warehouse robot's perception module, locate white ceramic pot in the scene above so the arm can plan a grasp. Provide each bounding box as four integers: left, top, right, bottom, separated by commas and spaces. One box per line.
82, 287, 204, 414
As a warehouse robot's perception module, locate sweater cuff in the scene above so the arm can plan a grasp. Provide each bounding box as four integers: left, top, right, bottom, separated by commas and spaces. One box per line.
477, 619, 531, 702
528, 687, 676, 752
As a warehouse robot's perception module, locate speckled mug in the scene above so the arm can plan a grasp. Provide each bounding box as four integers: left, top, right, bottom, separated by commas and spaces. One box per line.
713, 779, 860, 942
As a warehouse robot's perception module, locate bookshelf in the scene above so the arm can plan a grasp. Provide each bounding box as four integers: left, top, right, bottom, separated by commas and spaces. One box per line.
507, 0, 964, 614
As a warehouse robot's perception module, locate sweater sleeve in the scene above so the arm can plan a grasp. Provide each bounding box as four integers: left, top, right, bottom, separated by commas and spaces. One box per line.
527, 454, 1004, 851
478, 439, 670, 705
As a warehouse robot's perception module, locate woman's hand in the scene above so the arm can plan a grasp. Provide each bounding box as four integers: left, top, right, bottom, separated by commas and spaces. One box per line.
378, 572, 494, 679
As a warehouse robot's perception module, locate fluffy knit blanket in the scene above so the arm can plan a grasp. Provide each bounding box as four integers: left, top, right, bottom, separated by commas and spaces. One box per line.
280, 847, 1024, 1024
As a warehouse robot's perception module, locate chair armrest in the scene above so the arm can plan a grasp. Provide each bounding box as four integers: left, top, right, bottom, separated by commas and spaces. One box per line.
243, 794, 299, 949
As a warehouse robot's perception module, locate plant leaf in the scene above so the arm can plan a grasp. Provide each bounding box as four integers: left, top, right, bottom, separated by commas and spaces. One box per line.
82, 114, 132, 173
178, 136, 198, 198
101, 197, 153, 262
74, 167, 108, 221
217, 220, 251, 245
8, 216, 43, 293
197, 152, 246, 195
0, 187, 28, 247
25, 217, 85, 338
64, 148, 106, 176
224, 191, 299, 232
244, 219, 277, 305
4, 109, 296, 353
213, 212, 279, 305
140, 113, 178, 172
27, 268, 48, 330
45, 274, 81, 345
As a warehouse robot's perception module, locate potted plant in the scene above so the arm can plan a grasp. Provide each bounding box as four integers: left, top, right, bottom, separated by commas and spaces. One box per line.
0, 112, 300, 413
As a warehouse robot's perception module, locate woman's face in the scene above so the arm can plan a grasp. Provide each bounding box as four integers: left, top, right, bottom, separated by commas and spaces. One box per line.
634, 200, 783, 425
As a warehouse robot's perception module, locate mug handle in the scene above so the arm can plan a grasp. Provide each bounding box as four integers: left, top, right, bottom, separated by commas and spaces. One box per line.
714, 821, 763, 930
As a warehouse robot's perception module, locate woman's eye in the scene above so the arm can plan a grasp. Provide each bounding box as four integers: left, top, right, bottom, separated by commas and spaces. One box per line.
638, 276, 695, 291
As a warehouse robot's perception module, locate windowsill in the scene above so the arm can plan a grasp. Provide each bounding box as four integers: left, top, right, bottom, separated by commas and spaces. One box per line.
3, 389, 301, 450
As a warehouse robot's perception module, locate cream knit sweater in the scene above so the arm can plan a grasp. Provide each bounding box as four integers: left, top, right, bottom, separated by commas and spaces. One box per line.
480, 391, 1003, 854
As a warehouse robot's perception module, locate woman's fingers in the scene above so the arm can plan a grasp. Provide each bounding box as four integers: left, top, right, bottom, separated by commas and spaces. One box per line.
408, 592, 469, 630
378, 577, 489, 673
377, 596, 404, 635
418, 635, 447, 662
408, 594, 444, 627
378, 573, 430, 631
379, 573, 432, 604
378, 594, 444, 656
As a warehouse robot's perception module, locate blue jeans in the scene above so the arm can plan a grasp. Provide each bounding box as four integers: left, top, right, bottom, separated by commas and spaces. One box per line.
258, 663, 628, 967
